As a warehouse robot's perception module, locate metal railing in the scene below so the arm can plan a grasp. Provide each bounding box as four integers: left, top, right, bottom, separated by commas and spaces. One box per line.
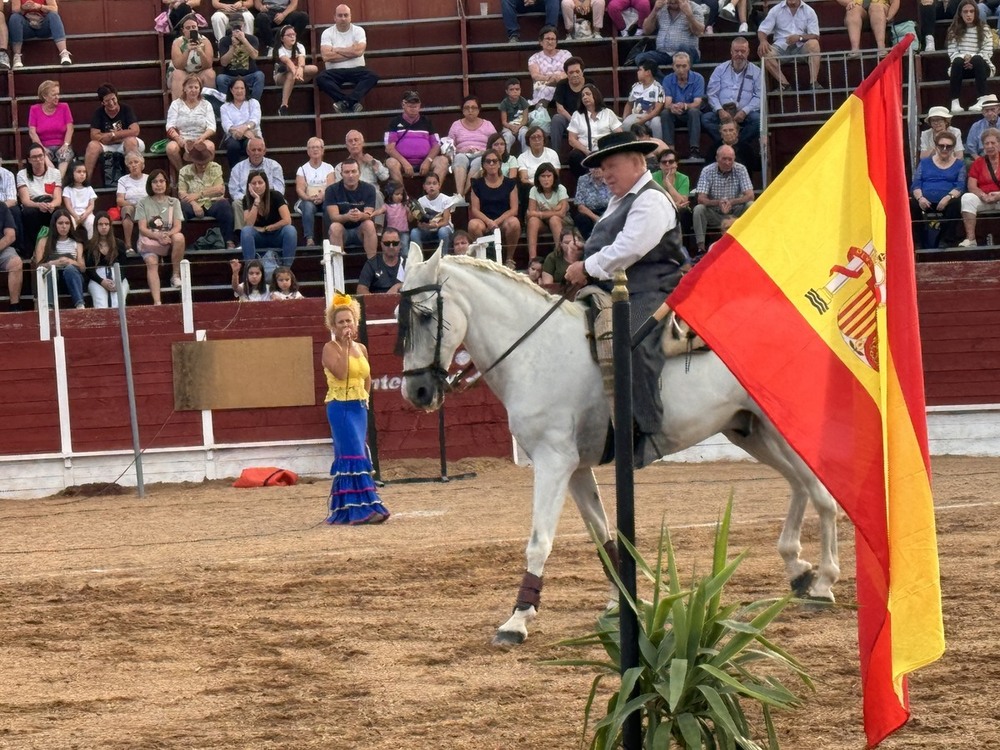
760, 44, 919, 186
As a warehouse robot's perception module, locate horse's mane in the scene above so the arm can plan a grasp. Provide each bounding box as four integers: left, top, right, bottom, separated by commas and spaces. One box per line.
442, 255, 584, 317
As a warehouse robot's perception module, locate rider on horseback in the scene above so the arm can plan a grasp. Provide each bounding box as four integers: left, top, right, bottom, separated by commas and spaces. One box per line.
564, 131, 689, 468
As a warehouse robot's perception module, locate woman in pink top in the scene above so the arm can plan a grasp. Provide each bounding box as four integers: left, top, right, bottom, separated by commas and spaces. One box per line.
447, 95, 497, 198
28, 79, 74, 178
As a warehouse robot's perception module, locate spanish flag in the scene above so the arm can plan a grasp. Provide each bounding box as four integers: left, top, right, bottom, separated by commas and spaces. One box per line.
668, 36, 945, 747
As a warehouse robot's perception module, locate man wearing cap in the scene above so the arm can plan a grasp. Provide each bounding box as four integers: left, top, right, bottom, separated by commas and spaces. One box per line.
217, 14, 265, 101
964, 95, 999, 159
317, 4, 379, 114
384, 91, 450, 186
919, 106, 964, 159
756, 0, 822, 91
564, 131, 688, 468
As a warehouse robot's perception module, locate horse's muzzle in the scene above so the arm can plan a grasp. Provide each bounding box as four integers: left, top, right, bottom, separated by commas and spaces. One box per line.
401, 372, 445, 411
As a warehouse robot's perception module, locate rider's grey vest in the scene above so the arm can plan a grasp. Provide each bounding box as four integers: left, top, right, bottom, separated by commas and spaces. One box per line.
583, 179, 686, 296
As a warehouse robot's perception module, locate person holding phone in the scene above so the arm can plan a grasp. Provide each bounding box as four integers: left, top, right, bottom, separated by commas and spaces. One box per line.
168, 13, 216, 101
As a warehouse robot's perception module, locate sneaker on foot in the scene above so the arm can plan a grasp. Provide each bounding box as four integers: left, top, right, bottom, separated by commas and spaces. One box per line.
951, 99, 965, 114
278, 104, 289, 116
332, 100, 348, 113
958, 238, 976, 247
12, 53, 23, 70
619, 27, 630, 37
969, 97, 985, 113
719, 2, 737, 22
738, 22, 748, 32
924, 35, 936, 52
351, 102, 364, 113
704, 24, 714, 34
633, 27, 644, 36
170, 275, 182, 288
508, 33, 520, 43
0, 51, 9, 71
689, 146, 703, 162
59, 50, 72, 65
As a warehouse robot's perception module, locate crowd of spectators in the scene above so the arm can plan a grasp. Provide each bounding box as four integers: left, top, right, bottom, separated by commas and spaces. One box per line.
0, 0, 977, 312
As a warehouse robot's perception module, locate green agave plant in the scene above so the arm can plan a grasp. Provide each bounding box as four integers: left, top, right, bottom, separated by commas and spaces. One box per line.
545, 498, 814, 750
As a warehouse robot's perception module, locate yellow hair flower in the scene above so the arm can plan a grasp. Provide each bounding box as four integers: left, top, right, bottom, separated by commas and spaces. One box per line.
332, 292, 353, 308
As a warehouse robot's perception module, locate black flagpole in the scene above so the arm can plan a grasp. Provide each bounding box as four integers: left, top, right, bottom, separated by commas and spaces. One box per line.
612, 269, 641, 750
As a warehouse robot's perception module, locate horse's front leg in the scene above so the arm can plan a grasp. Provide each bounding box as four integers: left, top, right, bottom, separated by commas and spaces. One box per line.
493, 450, 576, 647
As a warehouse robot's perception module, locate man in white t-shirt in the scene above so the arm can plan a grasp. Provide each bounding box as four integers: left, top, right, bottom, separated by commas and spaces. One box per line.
316, 4, 379, 114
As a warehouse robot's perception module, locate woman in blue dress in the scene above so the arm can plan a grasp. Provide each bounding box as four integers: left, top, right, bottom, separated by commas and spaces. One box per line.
322, 293, 390, 525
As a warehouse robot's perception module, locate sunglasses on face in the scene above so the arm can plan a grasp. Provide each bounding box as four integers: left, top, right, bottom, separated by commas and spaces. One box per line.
937, 143, 954, 150
483, 159, 500, 165
661, 159, 676, 165
382, 240, 400, 246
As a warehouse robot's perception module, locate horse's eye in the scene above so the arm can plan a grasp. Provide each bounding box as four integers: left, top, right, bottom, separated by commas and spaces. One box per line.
418, 310, 433, 322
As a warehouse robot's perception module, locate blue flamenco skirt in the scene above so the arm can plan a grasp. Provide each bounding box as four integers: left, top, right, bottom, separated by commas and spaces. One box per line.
325, 399, 390, 525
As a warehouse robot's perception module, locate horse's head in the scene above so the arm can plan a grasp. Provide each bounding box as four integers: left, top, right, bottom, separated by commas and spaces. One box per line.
397, 245, 469, 411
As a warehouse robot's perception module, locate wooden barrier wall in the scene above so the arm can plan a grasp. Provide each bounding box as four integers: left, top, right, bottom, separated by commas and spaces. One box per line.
1, 260, 998, 464
0, 297, 512, 462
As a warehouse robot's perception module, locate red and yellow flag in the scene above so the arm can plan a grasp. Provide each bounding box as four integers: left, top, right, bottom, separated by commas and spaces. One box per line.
668, 37, 945, 747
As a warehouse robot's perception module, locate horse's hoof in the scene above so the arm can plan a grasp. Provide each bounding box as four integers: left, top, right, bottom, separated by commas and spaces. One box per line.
492, 629, 526, 647
800, 595, 835, 612
790, 570, 816, 598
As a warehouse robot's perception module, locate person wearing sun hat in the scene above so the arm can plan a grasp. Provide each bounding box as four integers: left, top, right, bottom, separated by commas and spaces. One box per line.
919, 106, 965, 159
564, 130, 688, 468
965, 94, 1000, 158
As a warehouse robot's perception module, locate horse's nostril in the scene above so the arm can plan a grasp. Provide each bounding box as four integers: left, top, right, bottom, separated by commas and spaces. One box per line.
415, 385, 430, 404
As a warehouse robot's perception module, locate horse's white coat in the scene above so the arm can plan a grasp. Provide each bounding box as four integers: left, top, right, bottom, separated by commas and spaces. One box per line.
400, 249, 839, 644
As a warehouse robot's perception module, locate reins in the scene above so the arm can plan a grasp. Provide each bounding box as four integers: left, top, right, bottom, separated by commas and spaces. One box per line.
448, 291, 571, 392
399, 277, 572, 394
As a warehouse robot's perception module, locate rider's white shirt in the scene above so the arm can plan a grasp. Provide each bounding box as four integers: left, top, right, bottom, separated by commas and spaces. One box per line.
583, 171, 678, 281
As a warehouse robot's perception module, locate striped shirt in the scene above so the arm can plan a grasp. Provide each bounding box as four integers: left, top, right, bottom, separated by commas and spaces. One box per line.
947, 27, 995, 75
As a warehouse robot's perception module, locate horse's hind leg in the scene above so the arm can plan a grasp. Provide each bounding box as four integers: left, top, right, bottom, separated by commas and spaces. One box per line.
725, 416, 840, 601
494, 451, 576, 647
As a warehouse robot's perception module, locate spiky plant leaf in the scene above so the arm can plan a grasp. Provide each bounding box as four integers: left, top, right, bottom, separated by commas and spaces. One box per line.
675, 712, 702, 749
667, 657, 688, 712
549, 501, 811, 750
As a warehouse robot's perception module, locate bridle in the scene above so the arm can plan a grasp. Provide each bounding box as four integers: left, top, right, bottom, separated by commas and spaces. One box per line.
398, 279, 571, 395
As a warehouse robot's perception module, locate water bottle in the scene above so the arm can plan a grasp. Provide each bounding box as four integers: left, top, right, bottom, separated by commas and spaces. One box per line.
988, 233, 994, 246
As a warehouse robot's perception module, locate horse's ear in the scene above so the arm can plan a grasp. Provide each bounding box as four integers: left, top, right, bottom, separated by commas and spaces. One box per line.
425, 246, 443, 274
408, 242, 425, 265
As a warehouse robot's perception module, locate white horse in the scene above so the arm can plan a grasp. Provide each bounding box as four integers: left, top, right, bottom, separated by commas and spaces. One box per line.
398, 248, 839, 646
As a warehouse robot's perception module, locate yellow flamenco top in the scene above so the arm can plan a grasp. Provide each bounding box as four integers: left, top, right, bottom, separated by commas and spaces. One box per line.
324, 351, 371, 403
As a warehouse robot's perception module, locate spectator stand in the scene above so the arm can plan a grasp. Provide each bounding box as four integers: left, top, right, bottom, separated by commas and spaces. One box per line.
0, 0, 986, 310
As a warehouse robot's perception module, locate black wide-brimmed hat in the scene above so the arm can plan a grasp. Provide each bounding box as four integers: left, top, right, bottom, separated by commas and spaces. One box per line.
581, 131, 658, 169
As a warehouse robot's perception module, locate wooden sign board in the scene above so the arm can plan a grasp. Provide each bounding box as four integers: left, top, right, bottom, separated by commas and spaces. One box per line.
173, 337, 316, 411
